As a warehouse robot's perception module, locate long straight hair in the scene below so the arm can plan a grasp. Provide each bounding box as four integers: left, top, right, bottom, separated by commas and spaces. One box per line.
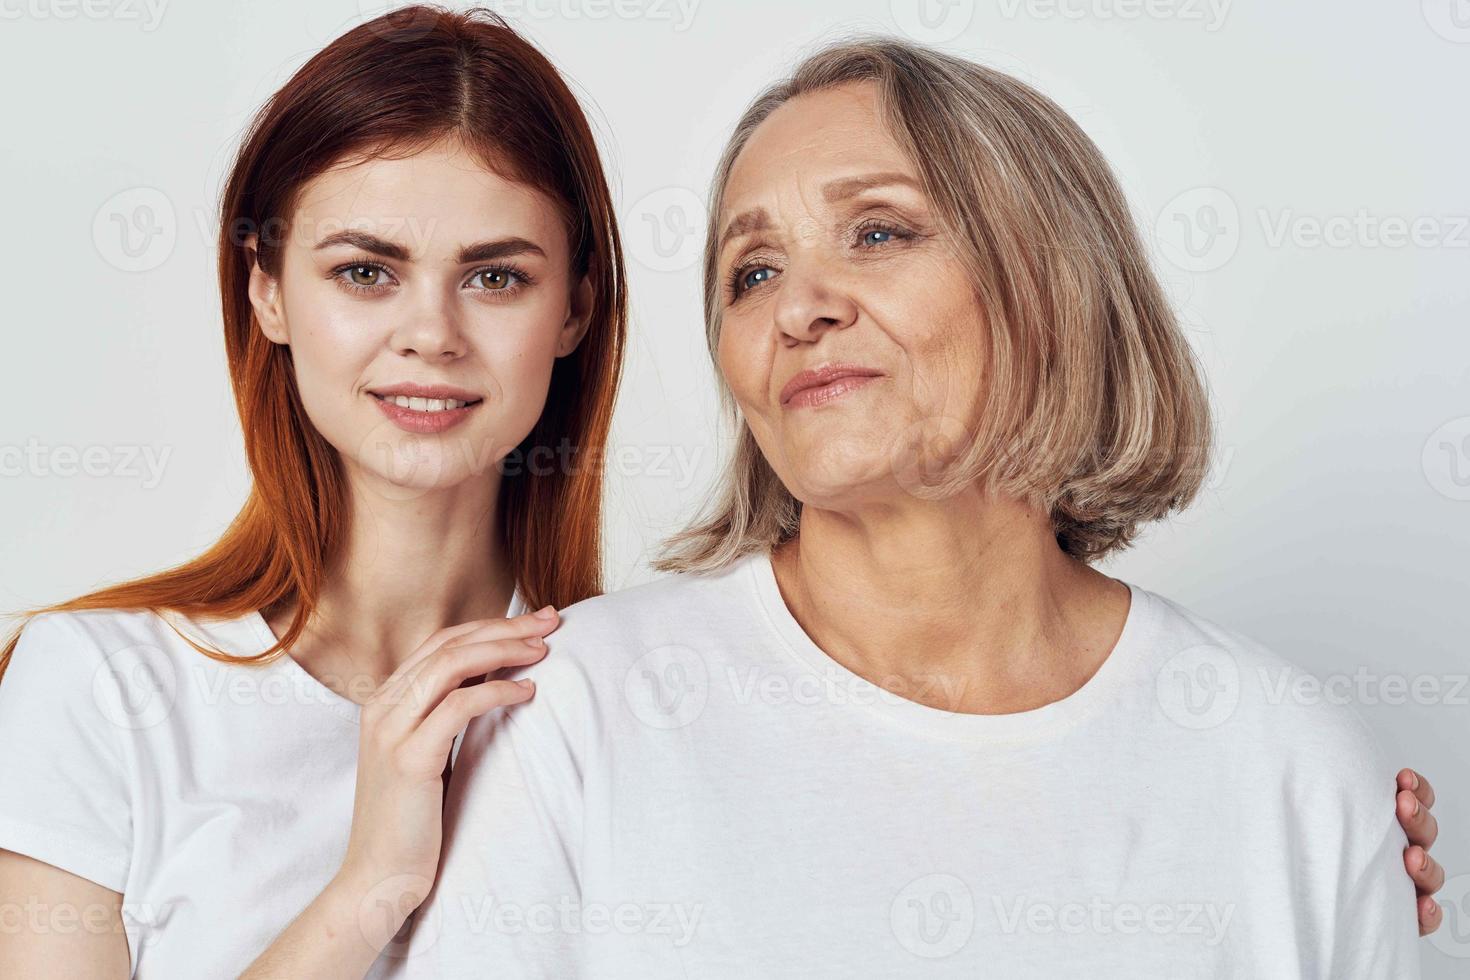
1, 6, 626, 679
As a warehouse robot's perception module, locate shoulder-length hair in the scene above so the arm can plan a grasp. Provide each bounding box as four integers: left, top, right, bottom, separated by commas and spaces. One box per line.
656, 37, 1212, 573
1, 5, 625, 680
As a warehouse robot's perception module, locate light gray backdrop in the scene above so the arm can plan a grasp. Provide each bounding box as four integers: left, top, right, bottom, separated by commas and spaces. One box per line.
1, 0, 1466, 970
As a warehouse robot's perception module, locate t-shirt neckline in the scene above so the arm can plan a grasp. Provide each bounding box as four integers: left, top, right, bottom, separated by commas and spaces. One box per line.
240, 588, 528, 727
743, 547, 1155, 743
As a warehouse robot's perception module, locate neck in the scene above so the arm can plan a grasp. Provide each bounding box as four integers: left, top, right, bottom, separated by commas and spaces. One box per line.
264, 465, 516, 699
770, 488, 1129, 715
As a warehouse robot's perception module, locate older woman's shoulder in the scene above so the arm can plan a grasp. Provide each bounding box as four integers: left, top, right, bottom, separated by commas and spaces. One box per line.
551, 561, 751, 646
1136, 587, 1397, 798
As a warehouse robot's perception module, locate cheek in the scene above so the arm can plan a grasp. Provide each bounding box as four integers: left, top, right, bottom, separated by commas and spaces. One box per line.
715, 319, 767, 414
876, 264, 986, 403
278, 288, 377, 397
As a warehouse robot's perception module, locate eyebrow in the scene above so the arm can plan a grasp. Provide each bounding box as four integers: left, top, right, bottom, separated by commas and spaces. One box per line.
312, 230, 546, 264
715, 172, 925, 254
822, 171, 924, 201
715, 207, 772, 255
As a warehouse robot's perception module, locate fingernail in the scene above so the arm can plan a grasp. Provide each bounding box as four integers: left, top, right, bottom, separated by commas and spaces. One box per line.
1414, 798, 1422, 816
517, 679, 535, 691
1412, 771, 1420, 790
534, 604, 556, 620
523, 636, 545, 648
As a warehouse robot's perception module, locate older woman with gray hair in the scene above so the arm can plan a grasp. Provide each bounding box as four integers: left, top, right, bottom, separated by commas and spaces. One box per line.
402, 38, 1422, 978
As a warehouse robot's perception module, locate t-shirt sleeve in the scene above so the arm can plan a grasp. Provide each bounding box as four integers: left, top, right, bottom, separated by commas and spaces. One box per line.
0, 612, 134, 892
1324, 712, 1422, 979
399, 656, 587, 978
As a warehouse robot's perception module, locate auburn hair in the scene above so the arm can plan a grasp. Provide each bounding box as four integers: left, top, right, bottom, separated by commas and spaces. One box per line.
1, 5, 626, 680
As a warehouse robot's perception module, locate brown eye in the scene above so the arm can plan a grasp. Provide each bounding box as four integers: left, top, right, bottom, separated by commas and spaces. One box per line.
346, 265, 380, 286
474, 269, 515, 290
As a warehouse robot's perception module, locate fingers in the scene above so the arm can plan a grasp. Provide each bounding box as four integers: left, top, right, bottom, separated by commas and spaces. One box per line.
407, 678, 537, 759
1418, 893, 1443, 938
1396, 787, 1439, 849
379, 606, 558, 701
1396, 767, 1436, 810
1404, 844, 1446, 897
380, 635, 549, 729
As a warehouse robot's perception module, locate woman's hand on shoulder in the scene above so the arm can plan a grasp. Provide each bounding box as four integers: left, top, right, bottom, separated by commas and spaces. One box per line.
339, 604, 560, 936
242, 604, 559, 977
1395, 767, 1445, 937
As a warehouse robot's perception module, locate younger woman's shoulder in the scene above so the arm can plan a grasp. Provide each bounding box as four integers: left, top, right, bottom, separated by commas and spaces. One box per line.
19, 605, 173, 643
7, 605, 261, 693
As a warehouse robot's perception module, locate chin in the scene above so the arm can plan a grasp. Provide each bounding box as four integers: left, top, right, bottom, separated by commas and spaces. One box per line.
343, 432, 469, 493
783, 454, 893, 506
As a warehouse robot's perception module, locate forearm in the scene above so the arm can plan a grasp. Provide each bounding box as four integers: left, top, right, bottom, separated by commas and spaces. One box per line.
240, 870, 403, 980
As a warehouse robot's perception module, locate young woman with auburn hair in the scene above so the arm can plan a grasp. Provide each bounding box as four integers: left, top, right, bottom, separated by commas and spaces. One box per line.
0, 7, 623, 977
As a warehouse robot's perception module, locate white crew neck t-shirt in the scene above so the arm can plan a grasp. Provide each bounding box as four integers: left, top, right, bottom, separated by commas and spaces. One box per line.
0, 590, 524, 978
397, 551, 1419, 979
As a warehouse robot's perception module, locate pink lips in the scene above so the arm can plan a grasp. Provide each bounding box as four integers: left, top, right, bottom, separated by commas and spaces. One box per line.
366, 381, 484, 435
779, 363, 885, 409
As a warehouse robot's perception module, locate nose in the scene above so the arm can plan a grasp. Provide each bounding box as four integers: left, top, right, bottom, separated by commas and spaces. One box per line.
771, 253, 859, 345
387, 289, 469, 362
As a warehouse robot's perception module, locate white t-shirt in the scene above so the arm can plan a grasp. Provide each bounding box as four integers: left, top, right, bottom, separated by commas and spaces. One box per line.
0, 592, 523, 977
397, 550, 1419, 979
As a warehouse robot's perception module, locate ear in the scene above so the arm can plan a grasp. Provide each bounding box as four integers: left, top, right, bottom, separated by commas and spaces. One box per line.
554, 272, 595, 358
244, 233, 289, 345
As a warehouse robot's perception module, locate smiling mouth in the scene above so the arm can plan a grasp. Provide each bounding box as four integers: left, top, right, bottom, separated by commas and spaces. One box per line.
369, 392, 483, 413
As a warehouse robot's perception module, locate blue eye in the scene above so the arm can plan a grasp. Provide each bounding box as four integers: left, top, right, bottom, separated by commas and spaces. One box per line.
863, 229, 894, 245
742, 267, 775, 290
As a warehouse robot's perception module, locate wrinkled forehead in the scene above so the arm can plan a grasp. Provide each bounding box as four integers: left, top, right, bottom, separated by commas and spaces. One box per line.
719, 82, 919, 229
713, 90, 937, 271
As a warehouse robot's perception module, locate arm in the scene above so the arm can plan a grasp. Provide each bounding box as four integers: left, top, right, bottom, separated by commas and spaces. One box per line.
0, 614, 135, 975
241, 607, 558, 979
0, 851, 130, 979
